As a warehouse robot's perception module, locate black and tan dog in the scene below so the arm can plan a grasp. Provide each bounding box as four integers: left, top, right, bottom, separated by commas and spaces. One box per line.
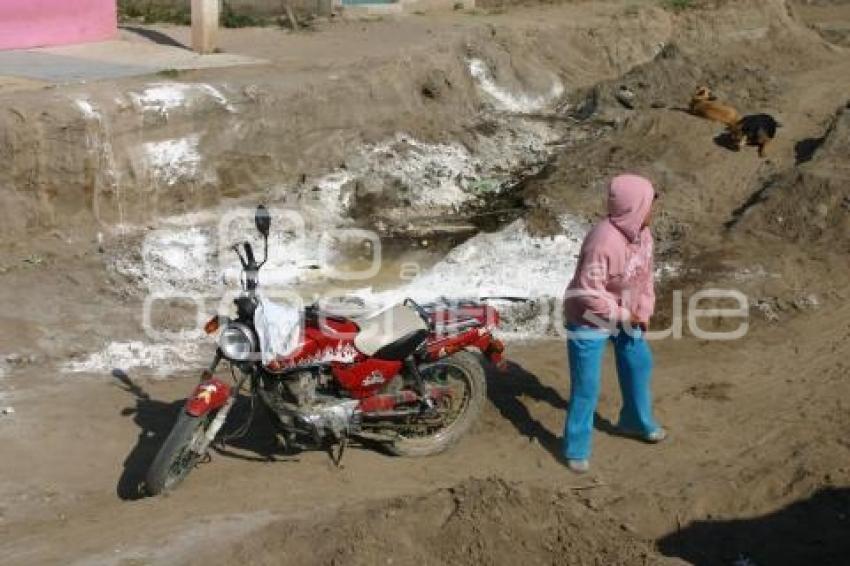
733, 113, 781, 158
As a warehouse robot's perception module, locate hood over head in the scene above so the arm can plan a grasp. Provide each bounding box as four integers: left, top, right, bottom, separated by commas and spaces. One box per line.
607, 174, 655, 242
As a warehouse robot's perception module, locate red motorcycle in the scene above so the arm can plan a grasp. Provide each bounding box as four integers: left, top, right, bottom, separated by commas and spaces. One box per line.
146, 206, 506, 495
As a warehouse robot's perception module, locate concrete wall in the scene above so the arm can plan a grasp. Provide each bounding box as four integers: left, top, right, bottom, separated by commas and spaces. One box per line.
0, 0, 118, 50
226, 0, 315, 14
119, 0, 330, 20
225, 0, 333, 17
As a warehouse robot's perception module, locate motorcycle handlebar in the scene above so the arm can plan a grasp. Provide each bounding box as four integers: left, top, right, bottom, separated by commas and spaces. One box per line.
231, 244, 247, 269
243, 242, 256, 267
232, 242, 258, 269
231, 242, 260, 291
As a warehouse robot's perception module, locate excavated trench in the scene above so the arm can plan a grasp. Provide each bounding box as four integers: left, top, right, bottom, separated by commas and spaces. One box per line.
4, 0, 840, 376
31, 14, 666, 375
2, 1, 850, 564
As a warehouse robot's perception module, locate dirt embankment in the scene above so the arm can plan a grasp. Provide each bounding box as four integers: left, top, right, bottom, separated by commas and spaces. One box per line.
792, 0, 850, 46
2, 0, 831, 246
0, 4, 673, 238
519, 0, 848, 319
1, 1, 850, 565
0, 3, 678, 371
730, 100, 850, 246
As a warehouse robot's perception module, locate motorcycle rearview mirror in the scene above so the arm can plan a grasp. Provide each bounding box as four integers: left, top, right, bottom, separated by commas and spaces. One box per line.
254, 205, 271, 268
255, 205, 271, 239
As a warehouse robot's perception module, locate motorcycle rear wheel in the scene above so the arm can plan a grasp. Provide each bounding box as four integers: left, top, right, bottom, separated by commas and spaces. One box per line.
145, 411, 211, 496
388, 350, 486, 457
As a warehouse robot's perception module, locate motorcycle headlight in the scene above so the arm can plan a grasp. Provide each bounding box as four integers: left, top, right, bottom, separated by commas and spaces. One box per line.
219, 323, 257, 361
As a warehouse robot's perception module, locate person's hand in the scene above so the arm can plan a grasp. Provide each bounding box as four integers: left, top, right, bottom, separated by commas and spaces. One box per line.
620, 312, 647, 332
625, 313, 648, 331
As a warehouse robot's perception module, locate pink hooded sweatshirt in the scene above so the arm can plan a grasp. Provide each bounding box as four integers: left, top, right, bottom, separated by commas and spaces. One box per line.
565, 174, 656, 327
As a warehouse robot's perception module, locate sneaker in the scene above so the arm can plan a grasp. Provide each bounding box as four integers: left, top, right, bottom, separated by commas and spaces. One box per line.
645, 427, 668, 443
567, 458, 590, 474
616, 426, 668, 444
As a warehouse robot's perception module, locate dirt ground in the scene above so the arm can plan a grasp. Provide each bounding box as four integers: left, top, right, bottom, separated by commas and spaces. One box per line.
1, 1, 849, 565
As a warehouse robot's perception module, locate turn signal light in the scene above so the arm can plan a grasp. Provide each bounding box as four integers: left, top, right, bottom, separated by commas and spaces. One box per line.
204, 316, 220, 335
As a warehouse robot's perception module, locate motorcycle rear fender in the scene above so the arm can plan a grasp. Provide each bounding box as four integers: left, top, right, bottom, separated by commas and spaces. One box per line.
185, 378, 231, 417
427, 303, 500, 329
427, 327, 507, 370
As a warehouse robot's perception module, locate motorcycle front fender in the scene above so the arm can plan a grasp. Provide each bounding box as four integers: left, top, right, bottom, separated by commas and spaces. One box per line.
185, 378, 232, 417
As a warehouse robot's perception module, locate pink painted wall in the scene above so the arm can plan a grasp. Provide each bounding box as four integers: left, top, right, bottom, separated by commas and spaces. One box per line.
0, 0, 117, 50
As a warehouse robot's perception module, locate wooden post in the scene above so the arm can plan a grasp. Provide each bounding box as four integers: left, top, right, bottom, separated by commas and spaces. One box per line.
280, 0, 299, 31
191, 0, 219, 54
316, 0, 333, 18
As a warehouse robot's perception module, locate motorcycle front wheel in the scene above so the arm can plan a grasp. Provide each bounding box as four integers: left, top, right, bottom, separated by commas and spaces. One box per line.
388, 350, 486, 457
145, 411, 212, 496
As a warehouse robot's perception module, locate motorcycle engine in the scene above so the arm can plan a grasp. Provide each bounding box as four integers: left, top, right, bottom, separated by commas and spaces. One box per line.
265, 370, 360, 443
284, 370, 318, 406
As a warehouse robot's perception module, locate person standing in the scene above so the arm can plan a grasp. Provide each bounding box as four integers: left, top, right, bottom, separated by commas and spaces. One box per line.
562, 173, 666, 474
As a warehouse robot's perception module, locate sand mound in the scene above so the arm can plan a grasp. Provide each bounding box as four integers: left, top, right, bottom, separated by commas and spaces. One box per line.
729, 101, 850, 248
203, 477, 681, 566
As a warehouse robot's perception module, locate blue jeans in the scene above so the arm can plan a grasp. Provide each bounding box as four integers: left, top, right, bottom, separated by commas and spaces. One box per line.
563, 324, 658, 460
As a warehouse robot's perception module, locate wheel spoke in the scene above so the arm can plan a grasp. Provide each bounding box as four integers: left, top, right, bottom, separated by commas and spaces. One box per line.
398, 361, 472, 440
164, 419, 207, 488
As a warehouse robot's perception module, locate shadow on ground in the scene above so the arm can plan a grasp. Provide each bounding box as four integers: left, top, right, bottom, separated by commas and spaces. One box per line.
657, 487, 850, 565
713, 131, 741, 152
113, 370, 280, 500
120, 26, 189, 49
485, 360, 568, 462
486, 359, 673, 464
794, 136, 825, 164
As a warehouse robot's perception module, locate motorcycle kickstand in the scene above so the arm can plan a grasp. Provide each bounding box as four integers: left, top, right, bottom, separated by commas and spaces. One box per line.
326, 436, 348, 468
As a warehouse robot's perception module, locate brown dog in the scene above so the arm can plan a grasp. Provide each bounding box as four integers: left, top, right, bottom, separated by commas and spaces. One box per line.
689, 86, 743, 133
